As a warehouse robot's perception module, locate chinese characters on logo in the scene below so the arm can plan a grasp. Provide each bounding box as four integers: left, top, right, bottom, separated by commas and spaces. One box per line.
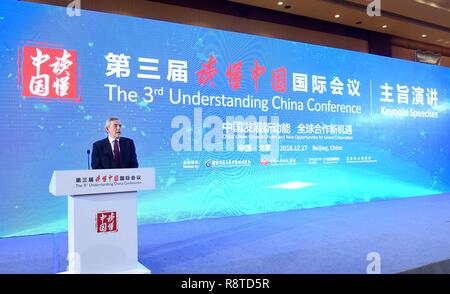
96, 211, 118, 233
21, 46, 78, 100
104, 51, 362, 96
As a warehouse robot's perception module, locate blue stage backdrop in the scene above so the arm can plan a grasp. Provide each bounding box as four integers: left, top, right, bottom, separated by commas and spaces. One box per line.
0, 0, 449, 237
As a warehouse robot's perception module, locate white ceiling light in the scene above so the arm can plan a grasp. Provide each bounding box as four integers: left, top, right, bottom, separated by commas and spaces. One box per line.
268, 181, 315, 190
415, 0, 450, 12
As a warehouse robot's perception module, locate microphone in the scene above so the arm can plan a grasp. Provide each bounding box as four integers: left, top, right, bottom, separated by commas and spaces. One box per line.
87, 149, 91, 170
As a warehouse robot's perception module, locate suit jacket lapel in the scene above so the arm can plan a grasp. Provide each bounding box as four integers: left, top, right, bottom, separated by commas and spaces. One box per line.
104, 138, 114, 159
119, 139, 125, 166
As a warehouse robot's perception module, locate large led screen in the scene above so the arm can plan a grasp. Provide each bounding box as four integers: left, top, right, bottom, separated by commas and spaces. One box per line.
0, 0, 449, 237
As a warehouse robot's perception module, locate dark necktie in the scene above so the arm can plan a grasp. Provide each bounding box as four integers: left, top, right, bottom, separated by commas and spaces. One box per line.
113, 140, 121, 168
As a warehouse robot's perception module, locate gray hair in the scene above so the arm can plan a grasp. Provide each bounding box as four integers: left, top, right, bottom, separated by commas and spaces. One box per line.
104, 117, 120, 129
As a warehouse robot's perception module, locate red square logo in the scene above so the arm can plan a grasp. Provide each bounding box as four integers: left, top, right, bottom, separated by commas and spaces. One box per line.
96, 211, 118, 233
21, 45, 78, 100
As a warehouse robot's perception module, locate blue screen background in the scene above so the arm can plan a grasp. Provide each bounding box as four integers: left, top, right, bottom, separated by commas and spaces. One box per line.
0, 0, 449, 237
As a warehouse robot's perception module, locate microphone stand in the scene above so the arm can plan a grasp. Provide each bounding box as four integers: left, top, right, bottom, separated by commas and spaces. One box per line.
87, 149, 91, 170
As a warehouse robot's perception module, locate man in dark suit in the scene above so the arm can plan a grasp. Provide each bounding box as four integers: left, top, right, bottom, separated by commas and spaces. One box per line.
91, 117, 138, 169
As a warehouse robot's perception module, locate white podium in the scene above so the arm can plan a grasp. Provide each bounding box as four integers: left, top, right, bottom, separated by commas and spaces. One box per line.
49, 168, 155, 274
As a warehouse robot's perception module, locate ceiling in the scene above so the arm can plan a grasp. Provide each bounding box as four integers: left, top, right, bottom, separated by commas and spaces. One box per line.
229, 0, 450, 49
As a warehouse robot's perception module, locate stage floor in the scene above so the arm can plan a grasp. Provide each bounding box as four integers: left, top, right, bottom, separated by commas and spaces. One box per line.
1, 193, 450, 274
